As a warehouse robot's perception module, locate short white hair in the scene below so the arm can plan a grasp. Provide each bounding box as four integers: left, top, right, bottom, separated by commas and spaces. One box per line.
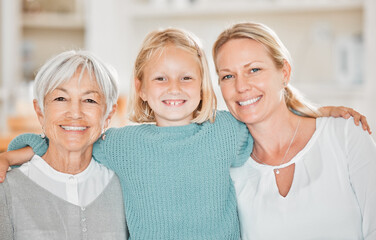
34, 50, 119, 117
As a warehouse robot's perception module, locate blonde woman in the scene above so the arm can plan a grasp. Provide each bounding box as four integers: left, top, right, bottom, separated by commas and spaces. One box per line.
213, 22, 376, 239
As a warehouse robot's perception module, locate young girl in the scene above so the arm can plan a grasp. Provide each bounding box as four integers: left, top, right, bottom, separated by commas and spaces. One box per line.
0, 28, 369, 239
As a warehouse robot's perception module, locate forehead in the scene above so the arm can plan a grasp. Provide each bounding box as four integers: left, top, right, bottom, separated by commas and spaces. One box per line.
217, 38, 272, 67
149, 45, 200, 66
51, 70, 103, 94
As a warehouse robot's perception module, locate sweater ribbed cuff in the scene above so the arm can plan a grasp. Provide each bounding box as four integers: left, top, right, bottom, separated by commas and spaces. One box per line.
8, 133, 48, 157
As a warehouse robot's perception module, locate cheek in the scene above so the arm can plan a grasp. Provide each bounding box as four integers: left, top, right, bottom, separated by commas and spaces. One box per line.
42, 117, 61, 141
219, 83, 233, 102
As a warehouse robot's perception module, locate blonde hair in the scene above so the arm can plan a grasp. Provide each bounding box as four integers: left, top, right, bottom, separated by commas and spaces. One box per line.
213, 22, 321, 118
127, 28, 217, 124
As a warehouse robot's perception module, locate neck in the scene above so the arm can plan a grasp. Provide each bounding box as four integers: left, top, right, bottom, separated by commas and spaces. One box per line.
42, 145, 93, 175
247, 107, 301, 164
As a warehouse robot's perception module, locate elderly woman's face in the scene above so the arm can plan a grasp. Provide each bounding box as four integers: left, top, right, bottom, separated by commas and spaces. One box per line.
37, 70, 108, 153
216, 38, 290, 125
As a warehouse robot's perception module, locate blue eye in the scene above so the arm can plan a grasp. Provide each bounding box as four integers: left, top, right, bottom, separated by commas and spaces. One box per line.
221, 75, 233, 81
250, 68, 260, 73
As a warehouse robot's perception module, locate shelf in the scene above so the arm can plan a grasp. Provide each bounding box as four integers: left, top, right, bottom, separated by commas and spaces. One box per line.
129, 0, 363, 19
22, 12, 85, 30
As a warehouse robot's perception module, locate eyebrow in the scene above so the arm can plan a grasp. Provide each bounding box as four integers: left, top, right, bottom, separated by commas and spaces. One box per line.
55, 87, 101, 95
219, 61, 264, 72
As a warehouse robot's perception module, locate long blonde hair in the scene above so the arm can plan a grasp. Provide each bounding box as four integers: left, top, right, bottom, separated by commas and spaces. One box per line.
128, 28, 217, 123
213, 22, 321, 118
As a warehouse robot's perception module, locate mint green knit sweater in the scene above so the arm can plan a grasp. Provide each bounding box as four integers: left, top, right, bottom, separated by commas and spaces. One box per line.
9, 111, 253, 240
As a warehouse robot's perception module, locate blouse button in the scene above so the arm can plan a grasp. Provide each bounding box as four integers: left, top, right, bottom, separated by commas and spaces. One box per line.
82, 227, 87, 232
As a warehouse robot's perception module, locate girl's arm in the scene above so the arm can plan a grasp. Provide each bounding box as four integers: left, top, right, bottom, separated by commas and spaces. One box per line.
319, 106, 371, 134
0, 128, 125, 182
0, 147, 34, 182
0, 133, 48, 182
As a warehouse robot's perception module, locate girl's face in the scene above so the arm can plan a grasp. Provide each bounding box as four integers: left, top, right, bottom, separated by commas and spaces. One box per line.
216, 38, 290, 125
137, 45, 202, 126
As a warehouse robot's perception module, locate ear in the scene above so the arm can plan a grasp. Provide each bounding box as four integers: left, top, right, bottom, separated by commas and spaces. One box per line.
135, 78, 147, 101
104, 104, 117, 129
33, 99, 45, 126
281, 60, 292, 86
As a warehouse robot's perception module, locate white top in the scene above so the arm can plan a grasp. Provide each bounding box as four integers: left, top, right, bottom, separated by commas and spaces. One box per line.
18, 155, 115, 207
231, 117, 376, 240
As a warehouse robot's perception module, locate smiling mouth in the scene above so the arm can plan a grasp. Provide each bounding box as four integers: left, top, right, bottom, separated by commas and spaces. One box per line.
162, 100, 186, 106
60, 125, 88, 131
238, 96, 262, 106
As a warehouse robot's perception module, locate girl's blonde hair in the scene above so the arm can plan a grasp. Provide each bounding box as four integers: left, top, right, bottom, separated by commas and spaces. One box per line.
213, 22, 321, 118
128, 28, 217, 123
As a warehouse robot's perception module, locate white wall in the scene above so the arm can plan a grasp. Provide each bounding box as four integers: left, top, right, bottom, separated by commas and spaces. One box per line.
0, 0, 22, 132
85, 0, 133, 93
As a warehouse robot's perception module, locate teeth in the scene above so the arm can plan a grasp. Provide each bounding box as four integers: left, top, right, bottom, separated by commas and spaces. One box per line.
61, 126, 87, 131
238, 96, 261, 106
164, 100, 184, 106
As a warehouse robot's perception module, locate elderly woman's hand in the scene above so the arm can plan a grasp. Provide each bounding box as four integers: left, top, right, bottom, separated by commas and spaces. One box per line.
319, 106, 372, 134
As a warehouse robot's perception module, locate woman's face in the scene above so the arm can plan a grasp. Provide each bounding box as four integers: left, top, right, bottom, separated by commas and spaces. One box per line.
216, 38, 290, 125
35, 70, 110, 153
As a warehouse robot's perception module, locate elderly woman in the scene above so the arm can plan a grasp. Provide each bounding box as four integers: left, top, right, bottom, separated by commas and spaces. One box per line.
213, 22, 376, 239
0, 50, 127, 239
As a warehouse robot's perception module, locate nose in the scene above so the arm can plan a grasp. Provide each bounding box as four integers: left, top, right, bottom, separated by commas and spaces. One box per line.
235, 74, 251, 93
167, 79, 181, 94
66, 100, 83, 119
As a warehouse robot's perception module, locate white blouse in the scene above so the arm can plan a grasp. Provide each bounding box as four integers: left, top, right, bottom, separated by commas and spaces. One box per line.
231, 117, 376, 240
18, 155, 115, 207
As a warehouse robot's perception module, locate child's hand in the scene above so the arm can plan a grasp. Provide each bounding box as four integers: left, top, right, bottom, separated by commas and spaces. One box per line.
0, 152, 11, 183
320, 106, 371, 134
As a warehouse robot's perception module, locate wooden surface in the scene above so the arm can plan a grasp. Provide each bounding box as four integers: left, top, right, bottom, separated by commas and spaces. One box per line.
0, 116, 41, 152
0, 132, 20, 152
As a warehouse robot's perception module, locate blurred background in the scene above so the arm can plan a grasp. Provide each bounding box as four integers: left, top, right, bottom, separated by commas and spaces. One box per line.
1, 0, 375, 151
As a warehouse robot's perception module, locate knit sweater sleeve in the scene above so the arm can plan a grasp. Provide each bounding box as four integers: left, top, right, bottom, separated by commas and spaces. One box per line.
8, 133, 48, 157
6, 128, 128, 172
92, 127, 130, 170
216, 111, 254, 167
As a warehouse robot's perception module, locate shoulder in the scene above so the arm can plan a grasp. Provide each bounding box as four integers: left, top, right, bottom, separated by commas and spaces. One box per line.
213, 110, 247, 130
215, 110, 238, 123
316, 117, 374, 155
105, 124, 153, 138
92, 160, 115, 177
0, 169, 23, 195
317, 117, 366, 138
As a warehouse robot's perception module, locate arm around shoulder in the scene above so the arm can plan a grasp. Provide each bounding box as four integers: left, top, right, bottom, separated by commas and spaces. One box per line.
8, 133, 48, 157
216, 111, 254, 167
